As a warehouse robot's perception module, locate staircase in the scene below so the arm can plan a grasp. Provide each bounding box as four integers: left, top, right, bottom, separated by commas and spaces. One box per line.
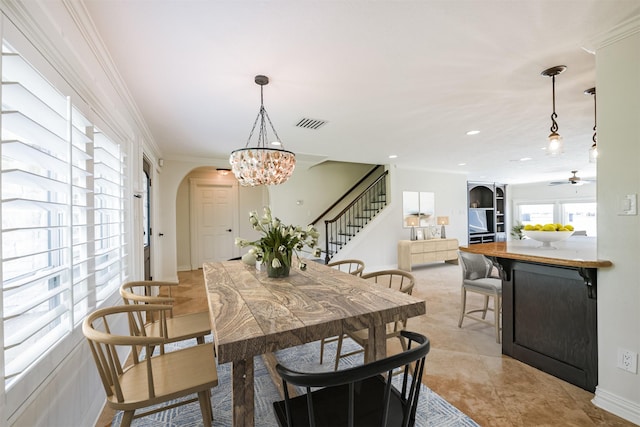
317, 168, 389, 263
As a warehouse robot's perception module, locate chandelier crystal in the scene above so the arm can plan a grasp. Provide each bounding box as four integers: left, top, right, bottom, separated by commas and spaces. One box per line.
230, 75, 296, 186
541, 65, 567, 156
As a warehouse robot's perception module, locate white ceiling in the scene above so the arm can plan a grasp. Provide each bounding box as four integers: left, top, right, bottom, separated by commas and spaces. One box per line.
83, 0, 640, 185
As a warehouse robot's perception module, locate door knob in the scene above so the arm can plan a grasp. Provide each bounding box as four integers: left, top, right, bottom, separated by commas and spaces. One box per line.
226, 229, 232, 232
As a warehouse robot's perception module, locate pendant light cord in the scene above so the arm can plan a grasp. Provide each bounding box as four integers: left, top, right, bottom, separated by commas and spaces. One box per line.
592, 91, 597, 144
244, 80, 283, 148
549, 75, 559, 134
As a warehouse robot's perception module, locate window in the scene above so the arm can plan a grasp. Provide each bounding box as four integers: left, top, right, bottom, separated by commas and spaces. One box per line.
1, 41, 126, 390
517, 204, 554, 226
562, 202, 597, 237
516, 202, 597, 236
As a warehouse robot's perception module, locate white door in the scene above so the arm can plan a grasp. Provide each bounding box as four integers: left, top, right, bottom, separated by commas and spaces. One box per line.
190, 179, 237, 269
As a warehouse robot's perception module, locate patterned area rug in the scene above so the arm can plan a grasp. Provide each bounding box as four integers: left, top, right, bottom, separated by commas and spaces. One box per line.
112, 337, 479, 426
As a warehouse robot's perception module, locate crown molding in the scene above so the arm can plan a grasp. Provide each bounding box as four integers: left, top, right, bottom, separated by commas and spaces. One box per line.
0, 0, 162, 160
583, 14, 640, 53
60, 0, 161, 159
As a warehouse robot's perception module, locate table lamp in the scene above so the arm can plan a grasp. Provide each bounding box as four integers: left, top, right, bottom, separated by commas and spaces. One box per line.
405, 216, 419, 240
437, 216, 449, 239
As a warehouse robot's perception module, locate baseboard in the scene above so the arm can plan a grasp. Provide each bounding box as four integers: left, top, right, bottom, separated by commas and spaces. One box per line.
592, 386, 640, 425
177, 264, 191, 272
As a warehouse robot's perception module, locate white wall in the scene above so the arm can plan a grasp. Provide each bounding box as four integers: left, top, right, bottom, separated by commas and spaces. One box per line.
268, 160, 375, 226
508, 180, 597, 236
591, 24, 640, 424
313, 166, 469, 271
509, 180, 596, 203
271, 165, 467, 271
156, 159, 268, 280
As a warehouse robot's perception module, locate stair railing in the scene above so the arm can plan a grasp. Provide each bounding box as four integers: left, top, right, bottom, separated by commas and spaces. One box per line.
310, 165, 384, 227
324, 170, 388, 263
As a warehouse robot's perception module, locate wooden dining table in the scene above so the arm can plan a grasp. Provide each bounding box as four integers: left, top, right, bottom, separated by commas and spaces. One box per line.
203, 260, 426, 427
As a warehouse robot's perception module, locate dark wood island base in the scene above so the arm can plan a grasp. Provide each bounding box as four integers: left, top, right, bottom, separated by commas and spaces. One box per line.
460, 240, 612, 392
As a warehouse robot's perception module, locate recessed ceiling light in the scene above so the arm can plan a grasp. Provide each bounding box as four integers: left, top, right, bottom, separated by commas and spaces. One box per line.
458, 162, 467, 166
466, 130, 480, 136
388, 154, 398, 159
271, 141, 282, 146
520, 157, 532, 162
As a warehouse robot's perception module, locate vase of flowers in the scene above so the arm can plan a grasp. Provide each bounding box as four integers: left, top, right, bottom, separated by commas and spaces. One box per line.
263, 247, 293, 278
235, 207, 321, 278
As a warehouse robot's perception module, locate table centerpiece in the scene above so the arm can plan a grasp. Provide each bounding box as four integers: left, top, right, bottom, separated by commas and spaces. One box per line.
522, 223, 574, 248
235, 207, 321, 278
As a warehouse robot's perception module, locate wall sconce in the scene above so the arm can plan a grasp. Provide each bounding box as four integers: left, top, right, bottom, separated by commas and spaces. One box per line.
437, 216, 449, 239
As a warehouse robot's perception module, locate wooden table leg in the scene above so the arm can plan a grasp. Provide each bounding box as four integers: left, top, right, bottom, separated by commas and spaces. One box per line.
366, 322, 387, 363
232, 357, 254, 427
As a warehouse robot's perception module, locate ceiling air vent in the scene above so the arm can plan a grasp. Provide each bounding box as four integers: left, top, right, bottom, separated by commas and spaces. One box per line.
295, 118, 327, 130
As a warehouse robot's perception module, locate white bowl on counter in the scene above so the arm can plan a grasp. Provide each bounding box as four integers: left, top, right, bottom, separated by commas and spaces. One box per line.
522, 230, 574, 248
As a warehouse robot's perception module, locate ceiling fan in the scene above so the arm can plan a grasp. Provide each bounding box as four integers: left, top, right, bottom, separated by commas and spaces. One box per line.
549, 171, 594, 186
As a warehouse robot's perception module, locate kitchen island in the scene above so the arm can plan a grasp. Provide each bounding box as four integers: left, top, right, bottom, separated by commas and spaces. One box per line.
460, 238, 612, 392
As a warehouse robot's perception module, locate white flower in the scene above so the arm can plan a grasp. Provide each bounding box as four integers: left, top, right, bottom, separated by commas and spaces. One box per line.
235, 206, 321, 272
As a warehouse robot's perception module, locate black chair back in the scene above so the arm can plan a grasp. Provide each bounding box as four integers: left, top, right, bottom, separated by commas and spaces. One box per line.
273, 330, 430, 427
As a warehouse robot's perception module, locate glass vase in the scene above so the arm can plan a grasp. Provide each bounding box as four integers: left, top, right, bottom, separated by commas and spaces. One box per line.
265, 249, 292, 278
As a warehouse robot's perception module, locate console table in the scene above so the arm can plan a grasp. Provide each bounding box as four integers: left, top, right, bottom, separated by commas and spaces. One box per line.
397, 238, 458, 271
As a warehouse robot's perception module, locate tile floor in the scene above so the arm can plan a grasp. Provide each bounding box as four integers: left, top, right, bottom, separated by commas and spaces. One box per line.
96, 262, 634, 426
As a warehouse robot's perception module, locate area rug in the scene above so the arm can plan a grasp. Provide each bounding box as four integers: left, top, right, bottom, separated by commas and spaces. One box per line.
111, 337, 479, 426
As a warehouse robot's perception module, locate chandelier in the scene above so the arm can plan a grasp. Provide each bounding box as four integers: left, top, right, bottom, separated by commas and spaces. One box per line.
541, 65, 567, 156
585, 87, 597, 163
229, 75, 296, 186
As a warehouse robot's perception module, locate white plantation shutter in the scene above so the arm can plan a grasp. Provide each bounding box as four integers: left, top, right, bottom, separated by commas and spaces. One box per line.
93, 130, 126, 304
1, 39, 126, 389
70, 108, 94, 323
2, 44, 73, 383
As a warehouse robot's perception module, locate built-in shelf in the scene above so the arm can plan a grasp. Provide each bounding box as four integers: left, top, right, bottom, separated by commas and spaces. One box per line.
467, 182, 506, 244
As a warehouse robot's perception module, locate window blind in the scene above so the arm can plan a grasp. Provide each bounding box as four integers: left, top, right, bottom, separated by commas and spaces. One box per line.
1, 41, 126, 387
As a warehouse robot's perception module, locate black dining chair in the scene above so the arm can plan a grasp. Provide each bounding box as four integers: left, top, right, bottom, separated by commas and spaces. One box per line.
273, 330, 430, 427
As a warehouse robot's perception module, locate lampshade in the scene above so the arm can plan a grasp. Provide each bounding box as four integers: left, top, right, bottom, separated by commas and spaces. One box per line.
541, 65, 567, 156
589, 143, 598, 163
437, 216, 449, 239
405, 216, 419, 227
229, 75, 296, 186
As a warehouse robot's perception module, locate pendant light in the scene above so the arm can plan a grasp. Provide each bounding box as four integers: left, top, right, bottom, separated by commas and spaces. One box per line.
541, 65, 567, 156
585, 87, 597, 163
229, 75, 296, 186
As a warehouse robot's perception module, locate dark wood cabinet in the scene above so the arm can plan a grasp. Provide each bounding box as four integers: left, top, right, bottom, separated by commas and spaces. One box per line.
498, 259, 598, 392
467, 182, 506, 244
